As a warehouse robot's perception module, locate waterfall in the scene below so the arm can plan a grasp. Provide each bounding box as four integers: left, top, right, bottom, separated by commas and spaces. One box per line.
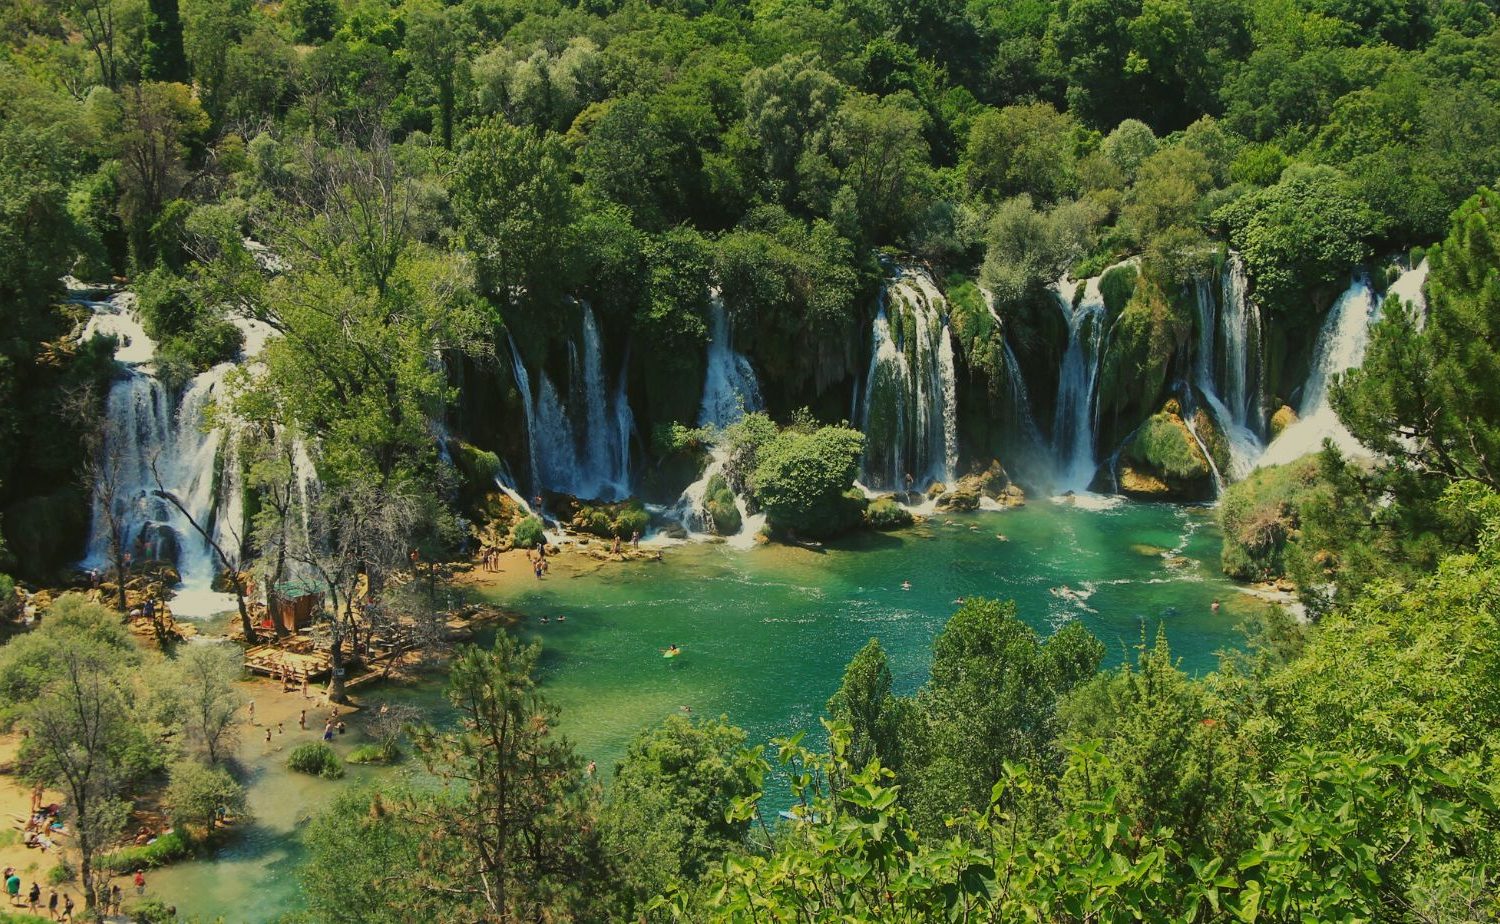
1191, 257, 1265, 480
1255, 262, 1431, 469
81, 293, 244, 617
698, 293, 763, 427
1257, 276, 1378, 468
504, 303, 634, 500
1051, 276, 1107, 491
673, 292, 767, 543
859, 267, 959, 491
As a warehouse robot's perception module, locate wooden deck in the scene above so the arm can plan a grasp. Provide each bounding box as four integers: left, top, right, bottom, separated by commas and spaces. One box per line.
244, 644, 332, 681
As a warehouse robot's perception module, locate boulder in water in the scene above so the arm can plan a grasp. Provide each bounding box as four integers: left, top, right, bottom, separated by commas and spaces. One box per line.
865, 496, 915, 530
1117, 400, 1214, 501
953, 460, 1011, 500
935, 489, 980, 511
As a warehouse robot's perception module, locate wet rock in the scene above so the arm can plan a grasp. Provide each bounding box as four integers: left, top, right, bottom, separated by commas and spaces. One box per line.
935, 489, 980, 511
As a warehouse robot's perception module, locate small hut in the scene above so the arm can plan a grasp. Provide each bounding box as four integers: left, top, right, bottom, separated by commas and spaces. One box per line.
266, 580, 324, 634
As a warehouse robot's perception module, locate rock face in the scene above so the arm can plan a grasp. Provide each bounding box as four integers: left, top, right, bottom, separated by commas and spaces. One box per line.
936, 460, 1025, 510
547, 493, 651, 540
1117, 401, 1215, 501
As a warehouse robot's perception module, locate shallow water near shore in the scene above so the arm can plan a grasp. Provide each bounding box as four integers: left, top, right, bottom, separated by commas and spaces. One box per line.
149, 500, 1269, 922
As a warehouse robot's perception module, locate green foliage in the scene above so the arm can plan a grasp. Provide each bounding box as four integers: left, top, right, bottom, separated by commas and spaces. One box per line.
964, 102, 1078, 204
748, 424, 866, 538
511, 516, 545, 549
0, 595, 138, 725
98, 828, 192, 872
1097, 263, 1137, 318
981, 194, 1102, 310
1334, 188, 1500, 490
287, 742, 345, 779
163, 760, 245, 835
599, 714, 760, 916
347, 742, 400, 764
1217, 457, 1320, 580
1215, 164, 1379, 316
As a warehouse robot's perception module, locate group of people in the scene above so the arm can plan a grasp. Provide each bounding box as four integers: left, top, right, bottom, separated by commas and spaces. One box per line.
4, 867, 73, 920
481, 547, 504, 572
529, 546, 551, 580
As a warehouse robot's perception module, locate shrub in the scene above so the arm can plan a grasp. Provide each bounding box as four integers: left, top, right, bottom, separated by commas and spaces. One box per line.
47, 860, 74, 885
865, 497, 914, 530
512, 516, 545, 549
287, 742, 345, 779
750, 426, 867, 539
100, 829, 191, 872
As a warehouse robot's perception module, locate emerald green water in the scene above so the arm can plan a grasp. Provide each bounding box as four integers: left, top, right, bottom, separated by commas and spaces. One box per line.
149, 500, 1268, 923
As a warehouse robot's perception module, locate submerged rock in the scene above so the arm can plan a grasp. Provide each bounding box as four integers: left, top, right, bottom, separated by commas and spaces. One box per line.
935, 489, 980, 511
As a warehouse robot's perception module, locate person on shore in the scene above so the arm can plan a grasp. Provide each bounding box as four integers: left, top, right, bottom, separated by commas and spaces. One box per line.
277, 721, 284, 735
299, 709, 307, 730
6, 869, 20, 904
323, 720, 334, 741
632, 531, 640, 550
61, 892, 73, 921
47, 889, 57, 919
109, 884, 121, 915
265, 727, 273, 748
133, 870, 145, 895
248, 700, 256, 724
301, 673, 309, 698
28, 881, 40, 912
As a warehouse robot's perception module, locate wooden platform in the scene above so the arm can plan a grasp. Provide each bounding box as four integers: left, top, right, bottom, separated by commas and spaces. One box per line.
244, 644, 332, 681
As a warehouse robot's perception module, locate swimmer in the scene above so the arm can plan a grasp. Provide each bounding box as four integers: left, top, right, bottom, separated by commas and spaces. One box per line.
901, 580, 912, 591
952, 597, 965, 605
540, 616, 550, 624
995, 534, 1008, 541
557, 615, 567, 622
1211, 598, 1221, 612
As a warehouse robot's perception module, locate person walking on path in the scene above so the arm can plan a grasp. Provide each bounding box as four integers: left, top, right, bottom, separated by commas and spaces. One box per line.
47, 888, 57, 919
28, 881, 40, 913
61, 892, 74, 921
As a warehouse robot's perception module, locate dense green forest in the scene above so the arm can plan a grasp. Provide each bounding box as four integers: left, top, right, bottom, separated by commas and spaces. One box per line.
4, 0, 1500, 918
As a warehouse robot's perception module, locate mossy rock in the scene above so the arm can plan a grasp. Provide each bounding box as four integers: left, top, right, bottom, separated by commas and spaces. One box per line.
1269, 404, 1298, 440
954, 460, 1010, 499
1191, 407, 1232, 478
1119, 403, 1214, 501
865, 496, 914, 530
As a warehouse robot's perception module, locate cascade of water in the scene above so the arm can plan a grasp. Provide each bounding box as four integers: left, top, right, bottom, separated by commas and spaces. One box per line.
79, 293, 243, 616
859, 267, 959, 491
1218, 257, 1262, 432
503, 304, 634, 500
1257, 276, 1378, 468
672, 293, 767, 541
1191, 261, 1266, 481
1051, 276, 1107, 491
698, 294, 764, 427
